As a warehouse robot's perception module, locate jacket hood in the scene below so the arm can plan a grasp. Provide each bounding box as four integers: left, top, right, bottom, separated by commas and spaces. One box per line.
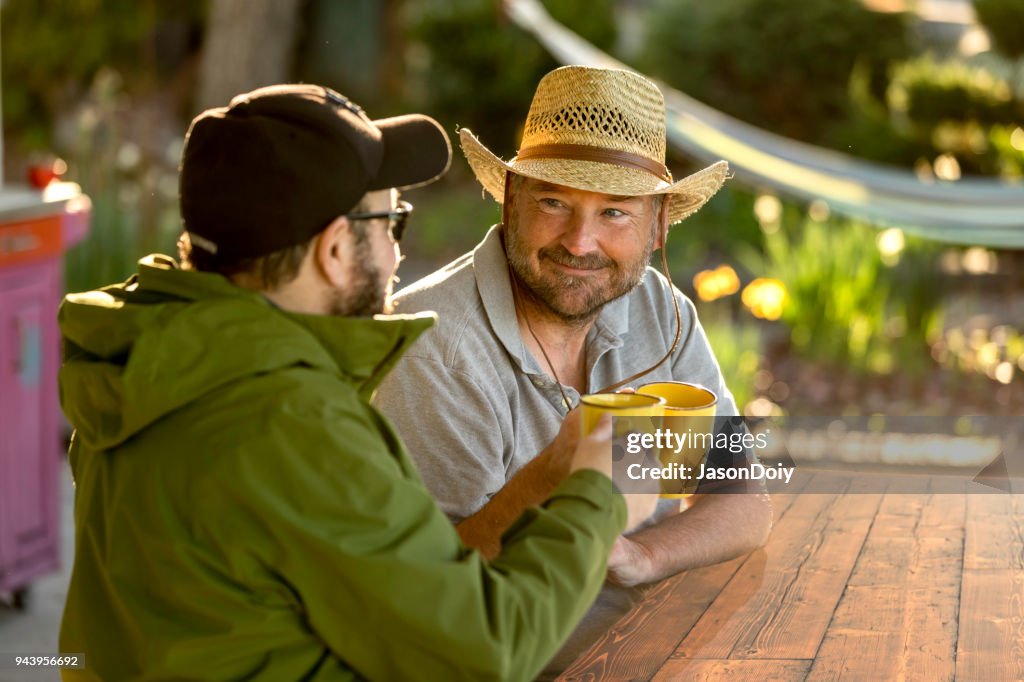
59, 254, 434, 451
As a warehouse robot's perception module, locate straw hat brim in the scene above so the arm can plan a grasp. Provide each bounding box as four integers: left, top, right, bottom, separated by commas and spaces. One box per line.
459, 128, 729, 225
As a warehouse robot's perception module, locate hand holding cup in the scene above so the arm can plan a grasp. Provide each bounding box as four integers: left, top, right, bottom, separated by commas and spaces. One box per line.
569, 413, 658, 530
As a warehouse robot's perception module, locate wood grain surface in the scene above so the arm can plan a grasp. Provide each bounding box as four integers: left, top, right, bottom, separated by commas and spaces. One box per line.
559, 488, 1024, 682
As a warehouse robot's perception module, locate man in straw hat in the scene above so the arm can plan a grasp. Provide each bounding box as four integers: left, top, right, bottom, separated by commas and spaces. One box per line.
375, 66, 773, 674
58, 83, 658, 680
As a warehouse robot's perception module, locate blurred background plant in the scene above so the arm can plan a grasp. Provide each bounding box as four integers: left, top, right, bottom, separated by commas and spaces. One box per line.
403, 0, 618, 158
888, 54, 1024, 176
59, 70, 184, 293
2, 0, 1021, 415
2, 0, 205, 291
973, 0, 1024, 59
766, 203, 943, 372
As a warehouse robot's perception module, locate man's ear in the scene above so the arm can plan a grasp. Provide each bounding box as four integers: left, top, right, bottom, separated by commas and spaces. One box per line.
314, 215, 350, 287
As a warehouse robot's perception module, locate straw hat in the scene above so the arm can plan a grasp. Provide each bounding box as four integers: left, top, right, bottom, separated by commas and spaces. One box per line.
459, 65, 729, 225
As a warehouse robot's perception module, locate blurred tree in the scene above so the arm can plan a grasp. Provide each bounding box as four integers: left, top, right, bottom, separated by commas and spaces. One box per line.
893, 57, 1019, 127
822, 61, 929, 166
196, 0, 304, 112
297, 0, 407, 113
379, 0, 406, 105
974, 0, 1024, 59
2, 0, 202, 148
887, 55, 1023, 176
637, 0, 910, 145
404, 0, 617, 158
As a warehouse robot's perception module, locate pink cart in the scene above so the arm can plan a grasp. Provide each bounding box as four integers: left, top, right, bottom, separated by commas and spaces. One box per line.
0, 182, 90, 608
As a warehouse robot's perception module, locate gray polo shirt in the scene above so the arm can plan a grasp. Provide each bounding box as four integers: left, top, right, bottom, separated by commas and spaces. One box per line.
373, 225, 741, 673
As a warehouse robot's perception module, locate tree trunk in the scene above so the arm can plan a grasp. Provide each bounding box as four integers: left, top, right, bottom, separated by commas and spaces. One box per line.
196, 0, 304, 112
378, 0, 404, 105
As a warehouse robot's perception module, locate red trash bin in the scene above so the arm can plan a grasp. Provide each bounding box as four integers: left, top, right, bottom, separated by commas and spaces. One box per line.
0, 181, 90, 607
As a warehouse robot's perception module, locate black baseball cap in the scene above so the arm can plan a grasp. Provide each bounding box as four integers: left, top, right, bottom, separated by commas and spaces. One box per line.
179, 84, 451, 259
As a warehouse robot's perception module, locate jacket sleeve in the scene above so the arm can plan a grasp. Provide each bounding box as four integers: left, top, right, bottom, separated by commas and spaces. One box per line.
212, 393, 626, 682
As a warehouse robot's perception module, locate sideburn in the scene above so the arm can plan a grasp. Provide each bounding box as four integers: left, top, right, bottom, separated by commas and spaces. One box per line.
329, 222, 385, 317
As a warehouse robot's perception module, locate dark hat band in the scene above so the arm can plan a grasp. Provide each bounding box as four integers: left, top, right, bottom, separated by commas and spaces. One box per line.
515, 143, 672, 183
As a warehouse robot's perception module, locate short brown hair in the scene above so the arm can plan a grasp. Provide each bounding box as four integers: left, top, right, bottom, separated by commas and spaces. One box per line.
178, 232, 311, 290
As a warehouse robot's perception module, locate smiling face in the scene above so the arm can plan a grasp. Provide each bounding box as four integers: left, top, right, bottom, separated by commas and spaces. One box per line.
504, 176, 663, 324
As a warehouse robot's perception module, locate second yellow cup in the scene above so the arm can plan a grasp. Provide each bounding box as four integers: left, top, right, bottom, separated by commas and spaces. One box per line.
637, 381, 717, 498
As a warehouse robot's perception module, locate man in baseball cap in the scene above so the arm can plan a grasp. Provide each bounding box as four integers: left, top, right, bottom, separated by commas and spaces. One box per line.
58, 84, 656, 680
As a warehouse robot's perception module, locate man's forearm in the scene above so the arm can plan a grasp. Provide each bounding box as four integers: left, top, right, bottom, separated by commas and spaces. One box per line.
612, 491, 773, 586
456, 449, 566, 559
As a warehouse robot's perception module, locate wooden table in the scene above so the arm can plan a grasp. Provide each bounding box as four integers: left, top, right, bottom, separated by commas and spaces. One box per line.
560, 478, 1024, 681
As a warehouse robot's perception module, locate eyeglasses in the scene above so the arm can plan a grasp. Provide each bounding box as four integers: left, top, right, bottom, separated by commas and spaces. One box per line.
345, 200, 413, 242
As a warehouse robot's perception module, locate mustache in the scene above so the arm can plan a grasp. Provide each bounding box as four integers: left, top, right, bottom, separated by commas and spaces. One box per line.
539, 246, 614, 270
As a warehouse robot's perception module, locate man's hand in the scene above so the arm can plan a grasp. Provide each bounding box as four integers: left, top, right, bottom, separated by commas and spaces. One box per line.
606, 535, 655, 587
605, 492, 773, 585
570, 414, 658, 530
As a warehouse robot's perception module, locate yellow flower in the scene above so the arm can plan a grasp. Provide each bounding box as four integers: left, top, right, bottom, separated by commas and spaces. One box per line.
692, 265, 740, 302
742, 278, 787, 320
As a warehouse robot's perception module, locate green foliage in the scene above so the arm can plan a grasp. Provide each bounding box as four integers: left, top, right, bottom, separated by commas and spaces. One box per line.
772, 214, 885, 371
890, 56, 1021, 127
638, 0, 910, 143
822, 61, 931, 165
989, 124, 1024, 178
975, 0, 1024, 58
1, 0, 206, 147
399, 174, 500, 269
698, 308, 761, 412
63, 184, 179, 294
749, 204, 943, 376
545, 0, 616, 54
885, 55, 1024, 175
404, 0, 617, 158
668, 185, 762, 264
62, 71, 180, 293
636, 0, 1019, 177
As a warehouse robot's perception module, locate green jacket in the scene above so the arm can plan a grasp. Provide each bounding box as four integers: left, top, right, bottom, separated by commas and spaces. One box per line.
58, 255, 626, 681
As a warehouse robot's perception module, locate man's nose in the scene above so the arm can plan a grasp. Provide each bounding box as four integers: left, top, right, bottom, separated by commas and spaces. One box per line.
560, 211, 600, 256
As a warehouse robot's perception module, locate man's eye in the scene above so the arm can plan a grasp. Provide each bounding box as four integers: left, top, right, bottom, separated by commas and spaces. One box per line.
540, 198, 563, 209
603, 208, 626, 218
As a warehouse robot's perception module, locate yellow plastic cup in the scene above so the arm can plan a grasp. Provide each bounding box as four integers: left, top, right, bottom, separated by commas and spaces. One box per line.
637, 381, 718, 498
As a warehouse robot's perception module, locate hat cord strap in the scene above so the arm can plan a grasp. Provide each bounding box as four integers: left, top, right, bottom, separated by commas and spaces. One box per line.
596, 200, 682, 393
503, 171, 574, 413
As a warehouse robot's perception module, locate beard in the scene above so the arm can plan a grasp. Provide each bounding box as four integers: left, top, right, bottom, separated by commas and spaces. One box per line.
328, 265, 389, 317
504, 219, 654, 325
327, 228, 392, 317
